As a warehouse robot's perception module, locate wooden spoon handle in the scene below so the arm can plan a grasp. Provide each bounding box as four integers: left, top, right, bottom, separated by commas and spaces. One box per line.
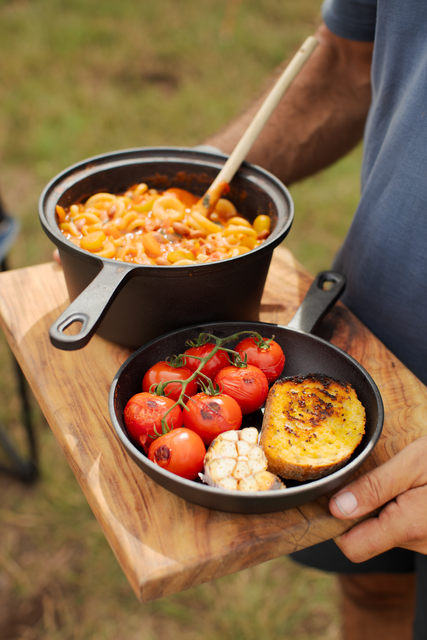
210, 35, 318, 191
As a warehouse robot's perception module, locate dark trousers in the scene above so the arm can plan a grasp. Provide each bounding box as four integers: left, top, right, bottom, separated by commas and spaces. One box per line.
291, 541, 426, 639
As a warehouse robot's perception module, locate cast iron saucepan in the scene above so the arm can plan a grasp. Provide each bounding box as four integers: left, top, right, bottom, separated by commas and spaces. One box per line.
39, 147, 294, 351
109, 271, 384, 514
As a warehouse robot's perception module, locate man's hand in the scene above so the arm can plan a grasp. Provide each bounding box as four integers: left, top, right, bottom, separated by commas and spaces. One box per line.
53, 248, 61, 265
330, 436, 427, 562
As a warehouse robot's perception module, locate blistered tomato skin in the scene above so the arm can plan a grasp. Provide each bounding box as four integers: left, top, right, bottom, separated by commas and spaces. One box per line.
124, 392, 183, 453
148, 428, 206, 480
235, 337, 285, 384
142, 361, 198, 401
183, 344, 230, 380
214, 365, 269, 415
183, 392, 242, 446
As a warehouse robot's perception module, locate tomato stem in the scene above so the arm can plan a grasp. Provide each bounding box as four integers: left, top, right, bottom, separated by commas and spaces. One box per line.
250, 333, 274, 350
166, 354, 187, 368
157, 330, 273, 434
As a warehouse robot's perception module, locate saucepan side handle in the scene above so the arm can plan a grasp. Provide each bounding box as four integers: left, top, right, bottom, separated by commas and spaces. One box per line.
287, 271, 346, 334
49, 263, 134, 350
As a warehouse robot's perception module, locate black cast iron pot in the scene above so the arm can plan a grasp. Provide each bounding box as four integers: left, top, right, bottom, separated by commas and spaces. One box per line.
109, 271, 384, 514
39, 147, 294, 351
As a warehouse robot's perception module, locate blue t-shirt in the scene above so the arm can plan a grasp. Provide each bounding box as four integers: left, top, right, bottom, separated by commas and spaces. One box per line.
322, 0, 427, 386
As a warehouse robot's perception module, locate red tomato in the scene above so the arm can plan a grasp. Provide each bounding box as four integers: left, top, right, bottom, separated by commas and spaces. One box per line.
124, 392, 183, 453
183, 392, 242, 446
183, 343, 230, 381
235, 337, 285, 384
142, 361, 198, 401
148, 427, 206, 480
214, 365, 269, 415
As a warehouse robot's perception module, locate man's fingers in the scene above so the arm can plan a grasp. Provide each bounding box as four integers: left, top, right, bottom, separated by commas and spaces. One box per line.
334, 485, 427, 561
334, 515, 394, 563
53, 248, 61, 265
330, 436, 427, 519
330, 439, 427, 561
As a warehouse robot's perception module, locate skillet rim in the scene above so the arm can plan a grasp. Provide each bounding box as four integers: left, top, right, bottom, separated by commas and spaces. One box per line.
108, 319, 384, 510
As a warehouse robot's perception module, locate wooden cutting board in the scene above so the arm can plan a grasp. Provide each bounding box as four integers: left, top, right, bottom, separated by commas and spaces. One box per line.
0, 246, 426, 602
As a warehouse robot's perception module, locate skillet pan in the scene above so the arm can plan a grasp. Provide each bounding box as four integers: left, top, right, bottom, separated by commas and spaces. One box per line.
109, 271, 384, 513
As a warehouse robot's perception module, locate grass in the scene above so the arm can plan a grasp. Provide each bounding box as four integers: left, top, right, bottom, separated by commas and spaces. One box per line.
0, 0, 363, 637
0, 432, 342, 640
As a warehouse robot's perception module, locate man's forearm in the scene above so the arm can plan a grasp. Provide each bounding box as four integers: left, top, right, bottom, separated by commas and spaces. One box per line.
205, 25, 373, 185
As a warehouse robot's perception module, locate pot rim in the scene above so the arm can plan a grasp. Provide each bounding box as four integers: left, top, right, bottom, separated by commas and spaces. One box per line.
38, 146, 294, 273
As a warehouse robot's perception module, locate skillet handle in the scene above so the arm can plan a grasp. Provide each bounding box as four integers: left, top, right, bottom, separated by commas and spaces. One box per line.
49, 262, 134, 350
287, 271, 346, 334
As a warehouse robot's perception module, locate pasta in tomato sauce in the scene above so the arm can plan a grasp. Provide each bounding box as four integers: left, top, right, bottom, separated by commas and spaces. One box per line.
56, 184, 271, 266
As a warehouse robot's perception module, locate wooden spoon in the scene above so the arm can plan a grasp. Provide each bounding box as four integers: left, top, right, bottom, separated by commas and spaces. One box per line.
193, 35, 318, 216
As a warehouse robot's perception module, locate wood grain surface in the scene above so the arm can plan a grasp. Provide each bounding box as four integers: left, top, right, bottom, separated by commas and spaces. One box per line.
0, 246, 426, 602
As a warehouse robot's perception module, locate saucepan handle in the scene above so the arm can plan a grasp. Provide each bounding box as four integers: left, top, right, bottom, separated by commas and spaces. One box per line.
49, 262, 135, 350
287, 271, 346, 334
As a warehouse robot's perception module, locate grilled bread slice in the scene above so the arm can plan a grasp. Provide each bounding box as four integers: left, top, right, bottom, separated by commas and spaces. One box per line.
260, 374, 366, 481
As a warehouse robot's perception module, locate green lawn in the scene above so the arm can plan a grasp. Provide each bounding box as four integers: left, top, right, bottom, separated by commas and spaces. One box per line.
0, 0, 363, 636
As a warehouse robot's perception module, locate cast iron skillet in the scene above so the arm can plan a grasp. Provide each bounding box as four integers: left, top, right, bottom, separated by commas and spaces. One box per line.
109, 271, 384, 514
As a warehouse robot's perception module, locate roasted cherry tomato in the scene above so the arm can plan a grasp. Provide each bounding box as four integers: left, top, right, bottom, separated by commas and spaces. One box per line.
124, 392, 183, 453
148, 427, 206, 480
235, 336, 285, 384
183, 392, 242, 446
142, 361, 198, 401
183, 343, 230, 381
214, 365, 269, 415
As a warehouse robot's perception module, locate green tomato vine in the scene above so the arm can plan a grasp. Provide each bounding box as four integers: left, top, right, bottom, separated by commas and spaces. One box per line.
150, 330, 272, 436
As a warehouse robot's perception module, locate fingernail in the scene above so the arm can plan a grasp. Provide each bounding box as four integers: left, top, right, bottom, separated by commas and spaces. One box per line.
334, 491, 358, 516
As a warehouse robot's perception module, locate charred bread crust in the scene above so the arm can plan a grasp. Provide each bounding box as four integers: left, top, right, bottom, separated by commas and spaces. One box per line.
260, 373, 366, 481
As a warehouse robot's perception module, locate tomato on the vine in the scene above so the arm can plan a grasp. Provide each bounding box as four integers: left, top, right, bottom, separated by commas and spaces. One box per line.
183, 343, 230, 381
142, 361, 198, 401
214, 364, 269, 415
235, 336, 285, 384
183, 392, 242, 446
124, 392, 183, 453
148, 427, 206, 480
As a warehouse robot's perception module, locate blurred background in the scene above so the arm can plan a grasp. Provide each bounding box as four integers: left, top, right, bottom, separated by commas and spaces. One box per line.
0, 0, 363, 637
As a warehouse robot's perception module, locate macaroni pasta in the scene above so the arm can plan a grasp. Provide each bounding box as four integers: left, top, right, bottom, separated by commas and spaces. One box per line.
56, 184, 271, 266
